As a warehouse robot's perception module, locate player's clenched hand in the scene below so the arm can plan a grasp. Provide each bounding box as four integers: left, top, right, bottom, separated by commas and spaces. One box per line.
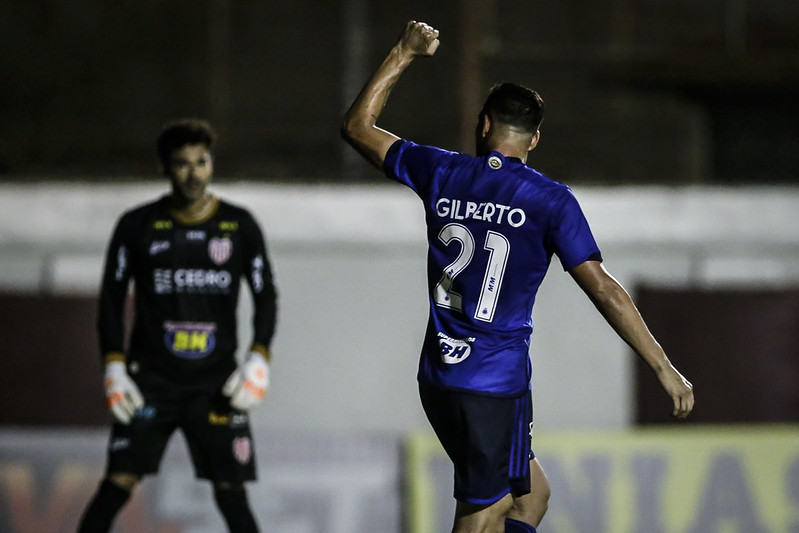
657, 365, 694, 419
398, 20, 440, 57
223, 351, 270, 411
104, 361, 144, 425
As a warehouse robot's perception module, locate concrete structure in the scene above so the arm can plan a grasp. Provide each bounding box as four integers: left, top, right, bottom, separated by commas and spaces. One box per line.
2, 182, 798, 434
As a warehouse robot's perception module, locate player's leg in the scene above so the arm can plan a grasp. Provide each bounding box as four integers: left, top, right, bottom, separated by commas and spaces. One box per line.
183, 390, 260, 532
77, 416, 172, 531
504, 516, 539, 533
505, 391, 548, 532
213, 481, 259, 533
77, 473, 139, 532
419, 384, 523, 533
506, 458, 550, 531
452, 493, 514, 533
78, 379, 175, 532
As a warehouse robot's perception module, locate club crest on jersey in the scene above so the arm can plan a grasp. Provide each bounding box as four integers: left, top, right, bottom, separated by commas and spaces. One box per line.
208, 237, 233, 265
438, 333, 474, 364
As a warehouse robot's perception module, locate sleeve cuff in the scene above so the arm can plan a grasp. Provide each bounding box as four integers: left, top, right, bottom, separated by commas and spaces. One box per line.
104, 352, 126, 366
250, 344, 271, 362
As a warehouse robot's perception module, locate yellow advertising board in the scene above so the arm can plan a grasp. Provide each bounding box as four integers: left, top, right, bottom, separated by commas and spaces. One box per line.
407, 426, 799, 533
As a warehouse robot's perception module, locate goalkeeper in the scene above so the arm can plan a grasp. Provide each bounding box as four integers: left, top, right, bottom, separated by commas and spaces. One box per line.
78, 119, 278, 533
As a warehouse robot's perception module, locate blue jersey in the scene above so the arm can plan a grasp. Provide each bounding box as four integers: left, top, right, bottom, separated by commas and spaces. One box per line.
384, 140, 602, 396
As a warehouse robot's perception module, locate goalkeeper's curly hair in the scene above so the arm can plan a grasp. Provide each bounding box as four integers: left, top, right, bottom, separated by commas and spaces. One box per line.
156, 118, 217, 167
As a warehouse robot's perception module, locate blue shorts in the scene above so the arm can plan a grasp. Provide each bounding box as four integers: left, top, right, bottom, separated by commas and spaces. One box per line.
419, 383, 533, 505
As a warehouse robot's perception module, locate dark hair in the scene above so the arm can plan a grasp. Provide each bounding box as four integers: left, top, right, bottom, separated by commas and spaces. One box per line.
480, 83, 544, 133
156, 118, 217, 166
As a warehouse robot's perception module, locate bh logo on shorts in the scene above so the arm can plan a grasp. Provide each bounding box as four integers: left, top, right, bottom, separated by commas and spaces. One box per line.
438, 332, 473, 364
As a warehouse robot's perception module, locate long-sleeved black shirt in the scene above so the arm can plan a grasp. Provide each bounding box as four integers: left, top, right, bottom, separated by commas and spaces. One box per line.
98, 195, 278, 387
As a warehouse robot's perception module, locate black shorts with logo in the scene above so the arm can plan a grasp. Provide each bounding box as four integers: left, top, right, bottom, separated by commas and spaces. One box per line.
106, 371, 257, 484
419, 382, 533, 505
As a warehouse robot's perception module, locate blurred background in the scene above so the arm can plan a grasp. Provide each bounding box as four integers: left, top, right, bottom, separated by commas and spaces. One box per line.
1, 0, 798, 532
2, 0, 798, 183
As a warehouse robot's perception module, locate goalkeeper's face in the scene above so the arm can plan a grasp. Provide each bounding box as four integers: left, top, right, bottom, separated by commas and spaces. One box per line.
165, 143, 214, 203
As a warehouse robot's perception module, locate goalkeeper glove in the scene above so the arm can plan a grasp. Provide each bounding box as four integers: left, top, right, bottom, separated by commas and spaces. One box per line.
104, 360, 144, 424
223, 351, 270, 411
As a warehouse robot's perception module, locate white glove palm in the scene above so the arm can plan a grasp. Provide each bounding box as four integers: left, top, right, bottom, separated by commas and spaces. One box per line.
223, 351, 270, 411
104, 361, 144, 424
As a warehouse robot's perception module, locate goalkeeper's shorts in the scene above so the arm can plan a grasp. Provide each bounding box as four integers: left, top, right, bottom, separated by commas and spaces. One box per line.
105, 379, 257, 483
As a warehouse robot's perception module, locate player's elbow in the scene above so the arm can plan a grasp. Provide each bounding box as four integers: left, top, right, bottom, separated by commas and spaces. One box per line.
340, 114, 364, 144
340, 121, 353, 143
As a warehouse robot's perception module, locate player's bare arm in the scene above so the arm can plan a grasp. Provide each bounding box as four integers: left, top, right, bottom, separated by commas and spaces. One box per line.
341, 20, 440, 169
569, 260, 695, 419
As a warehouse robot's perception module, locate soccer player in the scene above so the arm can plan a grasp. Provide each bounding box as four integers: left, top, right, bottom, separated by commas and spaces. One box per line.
341, 21, 694, 533
78, 119, 278, 533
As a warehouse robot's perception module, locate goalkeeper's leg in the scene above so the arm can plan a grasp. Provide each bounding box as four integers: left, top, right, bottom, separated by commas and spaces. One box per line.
77, 473, 139, 532
214, 482, 259, 533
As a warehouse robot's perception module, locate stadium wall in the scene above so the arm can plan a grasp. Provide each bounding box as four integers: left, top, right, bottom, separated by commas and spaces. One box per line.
1, 183, 799, 432
2, 183, 799, 532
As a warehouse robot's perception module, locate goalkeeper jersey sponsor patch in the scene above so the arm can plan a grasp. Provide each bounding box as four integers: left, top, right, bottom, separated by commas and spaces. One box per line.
163, 321, 217, 359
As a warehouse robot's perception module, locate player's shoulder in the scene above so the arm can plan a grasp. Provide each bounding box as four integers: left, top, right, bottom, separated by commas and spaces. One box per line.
502, 164, 581, 217
513, 161, 557, 184
393, 139, 464, 163
518, 164, 574, 196
215, 198, 256, 220
117, 196, 168, 226
214, 198, 263, 233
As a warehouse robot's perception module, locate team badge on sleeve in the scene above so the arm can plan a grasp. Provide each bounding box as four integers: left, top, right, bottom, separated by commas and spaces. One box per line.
208, 237, 233, 265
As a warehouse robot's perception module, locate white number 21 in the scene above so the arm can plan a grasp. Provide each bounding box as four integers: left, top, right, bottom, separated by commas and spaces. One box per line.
433, 223, 510, 323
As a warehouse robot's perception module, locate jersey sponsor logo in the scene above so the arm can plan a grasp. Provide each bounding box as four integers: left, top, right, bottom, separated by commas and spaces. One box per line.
209, 411, 249, 427
219, 220, 239, 231
437, 332, 474, 364
233, 436, 252, 464
149, 240, 170, 256
163, 321, 216, 359
435, 198, 526, 228
154, 269, 172, 293
488, 155, 503, 169
153, 268, 233, 294
153, 219, 173, 230
109, 437, 130, 452
208, 237, 233, 265
251, 255, 264, 293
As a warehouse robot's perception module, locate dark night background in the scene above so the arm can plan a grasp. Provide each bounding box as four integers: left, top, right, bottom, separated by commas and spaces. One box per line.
1, 0, 798, 184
